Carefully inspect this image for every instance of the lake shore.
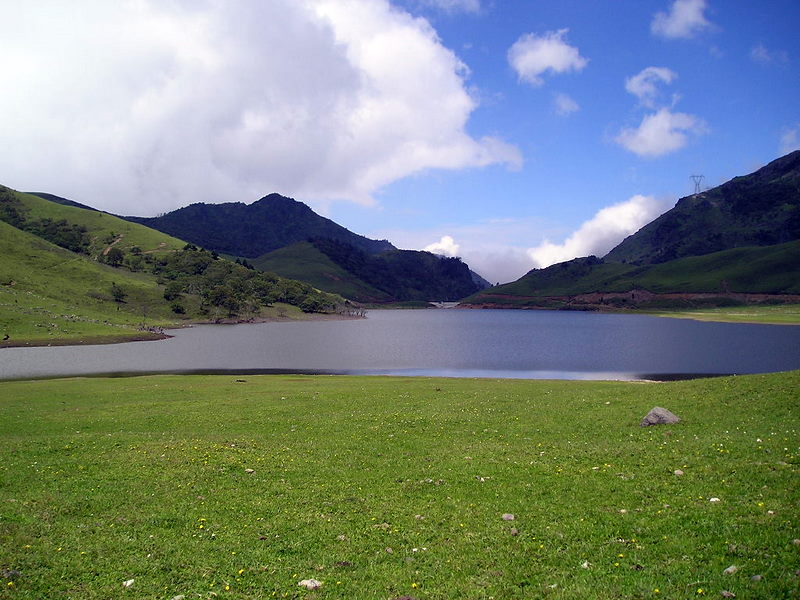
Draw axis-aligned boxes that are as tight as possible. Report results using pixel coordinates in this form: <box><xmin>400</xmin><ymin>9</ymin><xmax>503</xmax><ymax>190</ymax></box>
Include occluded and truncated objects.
<box><xmin>0</xmin><ymin>308</ymin><xmax>359</xmax><ymax>349</ymax></box>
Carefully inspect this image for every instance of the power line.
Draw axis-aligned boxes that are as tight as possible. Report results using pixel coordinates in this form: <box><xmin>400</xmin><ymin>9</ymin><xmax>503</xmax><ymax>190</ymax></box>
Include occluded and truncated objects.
<box><xmin>690</xmin><ymin>174</ymin><xmax>705</xmax><ymax>194</ymax></box>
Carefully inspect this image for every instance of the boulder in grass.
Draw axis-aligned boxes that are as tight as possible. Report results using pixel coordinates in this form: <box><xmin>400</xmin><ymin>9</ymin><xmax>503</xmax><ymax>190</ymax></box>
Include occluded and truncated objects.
<box><xmin>640</xmin><ymin>407</ymin><xmax>680</xmax><ymax>427</ymax></box>
<box><xmin>298</xmin><ymin>579</ymin><xmax>322</xmax><ymax>591</ymax></box>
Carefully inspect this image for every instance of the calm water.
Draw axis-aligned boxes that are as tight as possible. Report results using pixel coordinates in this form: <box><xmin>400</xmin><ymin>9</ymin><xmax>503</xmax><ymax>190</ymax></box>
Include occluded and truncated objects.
<box><xmin>2</xmin><ymin>309</ymin><xmax>800</xmax><ymax>381</ymax></box>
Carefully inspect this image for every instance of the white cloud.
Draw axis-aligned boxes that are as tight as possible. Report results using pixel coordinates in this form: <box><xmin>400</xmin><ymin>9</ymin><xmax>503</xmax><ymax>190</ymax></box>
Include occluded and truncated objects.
<box><xmin>625</xmin><ymin>67</ymin><xmax>677</xmax><ymax>108</ymax></box>
<box><xmin>780</xmin><ymin>124</ymin><xmax>800</xmax><ymax>155</ymax></box>
<box><xmin>508</xmin><ymin>29</ymin><xmax>588</xmax><ymax>87</ymax></box>
<box><xmin>527</xmin><ymin>195</ymin><xmax>668</xmax><ymax>269</ymax></box>
<box><xmin>417</xmin><ymin>0</ymin><xmax>481</xmax><ymax>14</ymax></box>
<box><xmin>424</xmin><ymin>235</ymin><xmax>461</xmax><ymax>257</ymax></box>
<box><xmin>0</xmin><ymin>0</ymin><xmax>519</xmax><ymax>216</ymax></box>
<box><xmin>615</xmin><ymin>108</ymin><xmax>708</xmax><ymax>158</ymax></box>
<box><xmin>376</xmin><ymin>217</ymin><xmax>555</xmax><ymax>284</ymax></box>
<box><xmin>651</xmin><ymin>0</ymin><xmax>712</xmax><ymax>39</ymax></box>
<box><xmin>553</xmin><ymin>92</ymin><xmax>579</xmax><ymax>116</ymax></box>
<box><xmin>750</xmin><ymin>43</ymin><xmax>789</xmax><ymax>65</ymax></box>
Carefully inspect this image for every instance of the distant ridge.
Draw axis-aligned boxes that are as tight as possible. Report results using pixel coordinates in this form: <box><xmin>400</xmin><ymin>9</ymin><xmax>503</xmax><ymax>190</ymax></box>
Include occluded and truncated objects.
<box><xmin>605</xmin><ymin>150</ymin><xmax>800</xmax><ymax>265</ymax></box>
<box><xmin>464</xmin><ymin>151</ymin><xmax>800</xmax><ymax>310</ymax></box>
<box><xmin>123</xmin><ymin>193</ymin><xmax>395</xmax><ymax>258</ymax></box>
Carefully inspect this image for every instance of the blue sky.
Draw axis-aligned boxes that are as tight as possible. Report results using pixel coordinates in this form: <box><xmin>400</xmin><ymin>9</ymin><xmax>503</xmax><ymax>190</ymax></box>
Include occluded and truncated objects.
<box><xmin>1</xmin><ymin>0</ymin><xmax>798</xmax><ymax>283</ymax></box>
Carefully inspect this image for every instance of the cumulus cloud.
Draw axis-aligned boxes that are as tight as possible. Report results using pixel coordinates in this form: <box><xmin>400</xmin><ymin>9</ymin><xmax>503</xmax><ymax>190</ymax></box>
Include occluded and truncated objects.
<box><xmin>378</xmin><ymin>217</ymin><xmax>555</xmax><ymax>284</ymax></box>
<box><xmin>508</xmin><ymin>29</ymin><xmax>588</xmax><ymax>87</ymax></box>
<box><xmin>527</xmin><ymin>195</ymin><xmax>668</xmax><ymax>269</ymax></box>
<box><xmin>780</xmin><ymin>124</ymin><xmax>800</xmax><ymax>155</ymax></box>
<box><xmin>651</xmin><ymin>0</ymin><xmax>712</xmax><ymax>39</ymax></box>
<box><xmin>424</xmin><ymin>235</ymin><xmax>461</xmax><ymax>257</ymax></box>
<box><xmin>615</xmin><ymin>108</ymin><xmax>708</xmax><ymax>158</ymax></box>
<box><xmin>0</xmin><ymin>0</ymin><xmax>519</xmax><ymax>216</ymax></box>
<box><xmin>625</xmin><ymin>67</ymin><xmax>677</xmax><ymax>108</ymax></box>
<box><xmin>553</xmin><ymin>92</ymin><xmax>579</xmax><ymax>116</ymax></box>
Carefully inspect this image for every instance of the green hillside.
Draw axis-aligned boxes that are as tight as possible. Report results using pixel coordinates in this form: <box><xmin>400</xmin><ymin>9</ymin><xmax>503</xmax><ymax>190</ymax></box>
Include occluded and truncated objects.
<box><xmin>0</xmin><ymin>219</ymin><xmax>188</xmax><ymax>345</ymax></box>
<box><xmin>466</xmin><ymin>242</ymin><xmax>800</xmax><ymax>308</ymax></box>
<box><xmin>606</xmin><ymin>150</ymin><xmax>800</xmax><ymax>265</ymax></box>
<box><xmin>466</xmin><ymin>153</ymin><xmax>800</xmax><ymax>310</ymax></box>
<box><xmin>251</xmin><ymin>242</ymin><xmax>393</xmax><ymax>303</ymax></box>
<box><xmin>7</xmin><ymin>187</ymin><xmax>187</xmax><ymax>261</ymax></box>
<box><xmin>0</xmin><ymin>186</ymin><xmax>348</xmax><ymax>345</ymax></box>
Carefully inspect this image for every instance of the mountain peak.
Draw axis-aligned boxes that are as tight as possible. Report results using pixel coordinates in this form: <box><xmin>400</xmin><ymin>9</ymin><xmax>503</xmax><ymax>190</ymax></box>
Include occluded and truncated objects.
<box><xmin>123</xmin><ymin>193</ymin><xmax>394</xmax><ymax>258</ymax></box>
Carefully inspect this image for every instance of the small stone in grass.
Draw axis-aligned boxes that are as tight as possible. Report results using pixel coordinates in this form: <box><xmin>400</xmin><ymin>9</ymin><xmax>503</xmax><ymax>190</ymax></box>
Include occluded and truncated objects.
<box><xmin>245</xmin><ymin>468</ymin><xmax>255</xmax><ymax>474</ymax></box>
<box><xmin>298</xmin><ymin>579</ymin><xmax>322</xmax><ymax>590</ymax></box>
<box><xmin>709</xmin><ymin>497</ymin><xmax>721</xmax><ymax>502</ymax></box>
<box><xmin>750</xmin><ymin>574</ymin><xmax>763</xmax><ymax>582</ymax></box>
<box><xmin>581</xmin><ymin>561</ymin><xmax>590</xmax><ymax>569</ymax></box>
<box><xmin>510</xmin><ymin>527</ymin><xmax>519</xmax><ymax>536</ymax></box>
<box><xmin>170</xmin><ymin>596</ymin><xmax>185</xmax><ymax>600</ymax></box>
<box><xmin>723</xmin><ymin>565</ymin><xmax>738</xmax><ymax>575</ymax></box>
<box><xmin>793</xmin><ymin>538</ymin><xmax>800</xmax><ymax>546</ymax></box>
<box><xmin>640</xmin><ymin>407</ymin><xmax>680</xmax><ymax>427</ymax></box>
<box><xmin>122</xmin><ymin>579</ymin><xmax>135</xmax><ymax>588</ymax></box>
<box><xmin>502</xmin><ymin>513</ymin><xmax>515</xmax><ymax>521</ymax></box>
<box><xmin>674</xmin><ymin>469</ymin><xmax>684</xmax><ymax>476</ymax></box>
<box><xmin>720</xmin><ymin>592</ymin><xmax>736</xmax><ymax>599</ymax></box>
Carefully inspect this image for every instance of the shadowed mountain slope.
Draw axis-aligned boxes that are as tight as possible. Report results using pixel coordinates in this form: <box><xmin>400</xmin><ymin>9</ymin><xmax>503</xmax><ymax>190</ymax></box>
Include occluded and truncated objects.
<box><xmin>124</xmin><ymin>193</ymin><xmax>395</xmax><ymax>258</ymax></box>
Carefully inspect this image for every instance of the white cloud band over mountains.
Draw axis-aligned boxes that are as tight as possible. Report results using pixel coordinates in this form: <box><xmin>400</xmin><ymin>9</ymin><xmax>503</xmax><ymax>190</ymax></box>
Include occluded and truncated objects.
<box><xmin>526</xmin><ymin>195</ymin><xmax>668</xmax><ymax>269</ymax></box>
<box><xmin>0</xmin><ymin>0</ymin><xmax>519</xmax><ymax>216</ymax></box>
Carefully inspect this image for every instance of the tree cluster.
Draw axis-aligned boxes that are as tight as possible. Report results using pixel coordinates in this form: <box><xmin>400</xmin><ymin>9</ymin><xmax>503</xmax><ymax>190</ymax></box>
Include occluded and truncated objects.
<box><xmin>148</xmin><ymin>245</ymin><xmax>342</xmax><ymax>318</ymax></box>
<box><xmin>0</xmin><ymin>187</ymin><xmax>90</xmax><ymax>253</ymax></box>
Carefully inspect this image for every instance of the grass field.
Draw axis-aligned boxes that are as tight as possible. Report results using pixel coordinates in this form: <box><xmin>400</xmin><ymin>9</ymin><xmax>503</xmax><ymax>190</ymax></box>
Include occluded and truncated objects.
<box><xmin>1</xmin><ymin>372</ymin><xmax>798</xmax><ymax>599</ymax></box>
<box><xmin>647</xmin><ymin>304</ymin><xmax>800</xmax><ymax>325</ymax></box>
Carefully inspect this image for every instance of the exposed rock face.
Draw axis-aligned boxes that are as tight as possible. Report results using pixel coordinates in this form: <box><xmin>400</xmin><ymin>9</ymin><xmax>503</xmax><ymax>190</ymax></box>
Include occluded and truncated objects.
<box><xmin>640</xmin><ymin>407</ymin><xmax>680</xmax><ymax>427</ymax></box>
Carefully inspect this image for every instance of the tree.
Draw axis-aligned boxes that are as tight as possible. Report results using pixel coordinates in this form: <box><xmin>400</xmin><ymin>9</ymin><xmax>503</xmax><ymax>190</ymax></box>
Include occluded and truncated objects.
<box><xmin>110</xmin><ymin>282</ymin><xmax>127</xmax><ymax>303</ymax></box>
<box><xmin>105</xmin><ymin>247</ymin><xmax>124</xmax><ymax>267</ymax></box>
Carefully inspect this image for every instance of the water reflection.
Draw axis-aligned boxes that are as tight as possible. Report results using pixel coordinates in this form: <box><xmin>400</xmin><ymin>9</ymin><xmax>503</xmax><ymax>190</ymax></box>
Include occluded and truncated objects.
<box><xmin>2</xmin><ymin>309</ymin><xmax>799</xmax><ymax>381</ymax></box>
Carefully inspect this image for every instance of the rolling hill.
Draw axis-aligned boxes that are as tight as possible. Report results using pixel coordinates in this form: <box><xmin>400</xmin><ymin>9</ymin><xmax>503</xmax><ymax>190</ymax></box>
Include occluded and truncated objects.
<box><xmin>250</xmin><ymin>241</ymin><xmax>394</xmax><ymax>303</ymax></box>
<box><xmin>0</xmin><ymin>186</ymin><xmax>347</xmax><ymax>345</ymax></box>
<box><xmin>465</xmin><ymin>152</ymin><xmax>800</xmax><ymax>310</ymax></box>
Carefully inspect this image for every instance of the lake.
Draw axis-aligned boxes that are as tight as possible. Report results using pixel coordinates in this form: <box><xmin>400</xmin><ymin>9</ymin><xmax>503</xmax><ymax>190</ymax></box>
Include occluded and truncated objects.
<box><xmin>2</xmin><ymin>309</ymin><xmax>800</xmax><ymax>381</ymax></box>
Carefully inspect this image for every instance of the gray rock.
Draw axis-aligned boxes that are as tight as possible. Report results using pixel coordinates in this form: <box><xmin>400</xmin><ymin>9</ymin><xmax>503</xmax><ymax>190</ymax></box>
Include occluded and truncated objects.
<box><xmin>640</xmin><ymin>407</ymin><xmax>680</xmax><ymax>427</ymax></box>
<box><xmin>298</xmin><ymin>579</ymin><xmax>322</xmax><ymax>590</ymax></box>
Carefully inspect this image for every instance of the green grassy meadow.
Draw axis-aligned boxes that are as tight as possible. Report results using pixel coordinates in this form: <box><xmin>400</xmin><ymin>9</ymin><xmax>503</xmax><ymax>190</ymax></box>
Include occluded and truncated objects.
<box><xmin>1</xmin><ymin>372</ymin><xmax>798</xmax><ymax>599</ymax></box>
<box><xmin>647</xmin><ymin>304</ymin><xmax>800</xmax><ymax>325</ymax></box>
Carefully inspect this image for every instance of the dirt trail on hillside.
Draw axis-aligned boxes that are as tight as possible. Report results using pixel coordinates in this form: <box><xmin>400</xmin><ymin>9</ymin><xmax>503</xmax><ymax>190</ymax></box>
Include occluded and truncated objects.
<box><xmin>102</xmin><ymin>234</ymin><xmax>124</xmax><ymax>256</ymax></box>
